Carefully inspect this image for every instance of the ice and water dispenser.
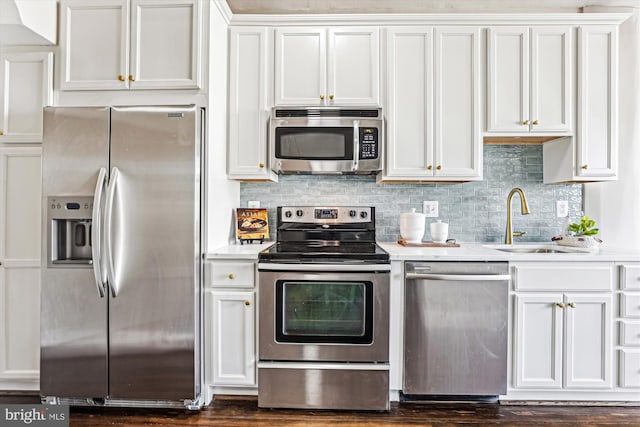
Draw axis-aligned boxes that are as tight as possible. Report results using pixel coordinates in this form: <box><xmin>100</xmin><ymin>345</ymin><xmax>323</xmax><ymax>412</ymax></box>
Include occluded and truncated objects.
<box><xmin>47</xmin><ymin>196</ymin><xmax>94</xmax><ymax>267</ymax></box>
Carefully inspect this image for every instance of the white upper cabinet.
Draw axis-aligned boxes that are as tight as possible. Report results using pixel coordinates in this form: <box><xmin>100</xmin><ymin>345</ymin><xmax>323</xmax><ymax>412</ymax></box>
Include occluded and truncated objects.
<box><xmin>274</xmin><ymin>27</ymin><xmax>379</xmax><ymax>106</ymax></box>
<box><xmin>0</xmin><ymin>52</ymin><xmax>53</xmax><ymax>143</ymax></box>
<box><xmin>487</xmin><ymin>26</ymin><xmax>572</xmax><ymax>134</ymax></box>
<box><xmin>60</xmin><ymin>0</ymin><xmax>201</xmax><ymax>90</ymax></box>
<box><xmin>576</xmin><ymin>25</ymin><xmax>618</xmax><ymax>179</ymax></box>
<box><xmin>383</xmin><ymin>26</ymin><xmax>481</xmax><ymax>181</ymax></box>
<box><xmin>543</xmin><ymin>25</ymin><xmax>618</xmax><ymax>183</ymax></box>
<box><xmin>227</xmin><ymin>27</ymin><xmax>276</xmax><ymax>181</ymax></box>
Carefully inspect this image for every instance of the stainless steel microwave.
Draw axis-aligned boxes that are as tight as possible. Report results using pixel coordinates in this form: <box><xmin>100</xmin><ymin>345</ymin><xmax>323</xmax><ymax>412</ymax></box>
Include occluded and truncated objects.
<box><xmin>269</xmin><ymin>107</ymin><xmax>383</xmax><ymax>174</ymax></box>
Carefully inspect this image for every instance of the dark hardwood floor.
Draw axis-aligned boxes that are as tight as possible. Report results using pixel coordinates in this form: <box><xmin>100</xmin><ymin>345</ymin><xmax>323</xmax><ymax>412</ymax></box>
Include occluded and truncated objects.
<box><xmin>3</xmin><ymin>393</ymin><xmax>640</xmax><ymax>426</ymax></box>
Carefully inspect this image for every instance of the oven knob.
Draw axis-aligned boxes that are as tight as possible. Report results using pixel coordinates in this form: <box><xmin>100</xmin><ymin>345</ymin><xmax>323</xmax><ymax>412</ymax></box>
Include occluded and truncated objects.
<box><xmin>285</xmin><ymin>211</ymin><xmax>292</xmax><ymax>218</ymax></box>
<box><xmin>360</xmin><ymin>211</ymin><xmax>368</xmax><ymax>219</ymax></box>
<box><xmin>296</xmin><ymin>209</ymin><xmax>304</xmax><ymax>217</ymax></box>
<box><xmin>349</xmin><ymin>210</ymin><xmax>356</xmax><ymax>217</ymax></box>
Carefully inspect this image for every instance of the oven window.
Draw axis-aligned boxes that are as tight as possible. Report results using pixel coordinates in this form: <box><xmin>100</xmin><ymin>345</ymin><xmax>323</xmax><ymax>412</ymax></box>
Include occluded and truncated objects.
<box><xmin>275</xmin><ymin>280</ymin><xmax>373</xmax><ymax>344</ymax></box>
<box><xmin>275</xmin><ymin>127</ymin><xmax>354</xmax><ymax>160</ymax></box>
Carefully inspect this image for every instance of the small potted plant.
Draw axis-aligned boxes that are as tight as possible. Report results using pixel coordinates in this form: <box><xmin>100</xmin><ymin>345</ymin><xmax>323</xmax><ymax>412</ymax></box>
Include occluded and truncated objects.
<box><xmin>552</xmin><ymin>215</ymin><xmax>602</xmax><ymax>251</ymax></box>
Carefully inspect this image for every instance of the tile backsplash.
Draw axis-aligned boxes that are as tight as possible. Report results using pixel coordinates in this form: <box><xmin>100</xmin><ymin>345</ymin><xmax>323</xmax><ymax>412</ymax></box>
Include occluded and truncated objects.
<box><xmin>240</xmin><ymin>144</ymin><xmax>582</xmax><ymax>243</ymax></box>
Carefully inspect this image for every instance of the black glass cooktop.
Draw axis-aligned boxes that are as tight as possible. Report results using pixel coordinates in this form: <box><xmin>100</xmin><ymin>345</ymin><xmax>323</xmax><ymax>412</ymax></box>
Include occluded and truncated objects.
<box><xmin>258</xmin><ymin>241</ymin><xmax>390</xmax><ymax>263</ymax></box>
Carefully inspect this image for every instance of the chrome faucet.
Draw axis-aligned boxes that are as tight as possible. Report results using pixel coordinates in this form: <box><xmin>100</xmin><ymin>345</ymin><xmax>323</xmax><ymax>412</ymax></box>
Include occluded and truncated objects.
<box><xmin>505</xmin><ymin>187</ymin><xmax>530</xmax><ymax>244</ymax></box>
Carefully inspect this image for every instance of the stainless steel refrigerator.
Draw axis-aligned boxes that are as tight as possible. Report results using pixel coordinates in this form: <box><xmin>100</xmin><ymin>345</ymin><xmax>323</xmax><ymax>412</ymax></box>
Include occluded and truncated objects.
<box><xmin>40</xmin><ymin>106</ymin><xmax>203</xmax><ymax>409</ymax></box>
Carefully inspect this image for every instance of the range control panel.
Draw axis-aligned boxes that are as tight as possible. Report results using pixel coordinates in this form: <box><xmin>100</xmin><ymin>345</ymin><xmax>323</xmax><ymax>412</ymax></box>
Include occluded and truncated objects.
<box><xmin>279</xmin><ymin>206</ymin><xmax>373</xmax><ymax>224</ymax></box>
<box><xmin>359</xmin><ymin>128</ymin><xmax>378</xmax><ymax>160</ymax></box>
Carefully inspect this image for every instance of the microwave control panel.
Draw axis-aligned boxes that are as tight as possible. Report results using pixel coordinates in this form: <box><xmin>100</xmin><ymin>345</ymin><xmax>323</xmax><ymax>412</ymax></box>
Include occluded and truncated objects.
<box><xmin>359</xmin><ymin>128</ymin><xmax>378</xmax><ymax>159</ymax></box>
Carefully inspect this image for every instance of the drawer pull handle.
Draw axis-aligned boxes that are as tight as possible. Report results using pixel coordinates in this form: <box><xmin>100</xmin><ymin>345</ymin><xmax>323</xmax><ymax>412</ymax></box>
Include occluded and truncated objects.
<box><xmin>244</xmin><ymin>300</ymin><xmax>251</xmax><ymax>306</ymax></box>
<box><xmin>568</xmin><ymin>302</ymin><xmax>576</xmax><ymax>308</ymax></box>
<box><xmin>556</xmin><ymin>303</ymin><xmax>565</xmax><ymax>308</ymax></box>
<box><xmin>228</xmin><ymin>273</ymin><xmax>235</xmax><ymax>280</ymax></box>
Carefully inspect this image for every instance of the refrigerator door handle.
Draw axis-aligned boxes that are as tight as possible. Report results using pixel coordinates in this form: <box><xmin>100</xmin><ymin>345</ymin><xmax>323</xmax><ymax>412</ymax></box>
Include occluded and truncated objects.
<box><xmin>91</xmin><ymin>168</ymin><xmax>108</xmax><ymax>298</ymax></box>
<box><xmin>105</xmin><ymin>167</ymin><xmax>119</xmax><ymax>297</ymax></box>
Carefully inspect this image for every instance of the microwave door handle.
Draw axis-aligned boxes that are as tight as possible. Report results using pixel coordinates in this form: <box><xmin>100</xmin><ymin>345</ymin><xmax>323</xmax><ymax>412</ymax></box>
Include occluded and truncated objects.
<box><xmin>352</xmin><ymin>120</ymin><xmax>360</xmax><ymax>171</ymax></box>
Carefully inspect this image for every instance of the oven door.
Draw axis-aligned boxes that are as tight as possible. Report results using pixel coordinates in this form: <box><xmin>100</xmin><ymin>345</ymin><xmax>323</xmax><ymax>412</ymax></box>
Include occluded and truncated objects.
<box><xmin>258</xmin><ymin>265</ymin><xmax>389</xmax><ymax>363</ymax></box>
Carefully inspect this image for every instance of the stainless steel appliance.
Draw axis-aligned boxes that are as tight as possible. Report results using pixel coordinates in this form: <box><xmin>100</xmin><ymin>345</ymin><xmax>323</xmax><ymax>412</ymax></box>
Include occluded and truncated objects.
<box><xmin>257</xmin><ymin>206</ymin><xmax>390</xmax><ymax>410</ymax></box>
<box><xmin>403</xmin><ymin>262</ymin><xmax>510</xmax><ymax>399</ymax></box>
<box><xmin>269</xmin><ymin>107</ymin><xmax>383</xmax><ymax>174</ymax></box>
<box><xmin>40</xmin><ymin>106</ymin><xmax>203</xmax><ymax>409</ymax></box>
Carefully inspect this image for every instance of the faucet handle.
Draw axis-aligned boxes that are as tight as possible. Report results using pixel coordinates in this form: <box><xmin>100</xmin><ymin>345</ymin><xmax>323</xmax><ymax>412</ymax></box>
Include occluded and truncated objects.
<box><xmin>512</xmin><ymin>231</ymin><xmax>527</xmax><ymax>237</ymax></box>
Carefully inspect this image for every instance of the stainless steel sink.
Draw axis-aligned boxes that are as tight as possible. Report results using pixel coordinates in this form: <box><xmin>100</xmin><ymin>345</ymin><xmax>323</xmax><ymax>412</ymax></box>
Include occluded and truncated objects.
<box><xmin>483</xmin><ymin>244</ymin><xmax>592</xmax><ymax>254</ymax></box>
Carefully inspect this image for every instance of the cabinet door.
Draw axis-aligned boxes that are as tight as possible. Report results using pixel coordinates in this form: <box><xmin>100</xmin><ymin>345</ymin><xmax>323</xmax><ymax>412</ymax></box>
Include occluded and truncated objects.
<box><xmin>0</xmin><ymin>148</ymin><xmax>41</xmax><ymax>390</ymax></box>
<box><xmin>487</xmin><ymin>27</ymin><xmax>530</xmax><ymax>133</ymax></box>
<box><xmin>0</xmin><ymin>52</ymin><xmax>53</xmax><ymax>143</ymax></box>
<box><xmin>576</xmin><ymin>25</ymin><xmax>618</xmax><ymax>179</ymax></box>
<box><xmin>384</xmin><ymin>27</ymin><xmax>433</xmax><ymax>179</ymax></box>
<box><xmin>327</xmin><ymin>27</ymin><xmax>379</xmax><ymax>105</ymax></box>
<box><xmin>274</xmin><ymin>28</ymin><xmax>326</xmax><ymax>105</ymax></box>
<box><xmin>60</xmin><ymin>0</ymin><xmax>129</xmax><ymax>90</ymax></box>
<box><xmin>530</xmin><ymin>27</ymin><xmax>573</xmax><ymax>133</ymax></box>
<box><xmin>207</xmin><ymin>290</ymin><xmax>255</xmax><ymax>386</ymax></box>
<box><xmin>514</xmin><ymin>294</ymin><xmax>563</xmax><ymax>389</ymax></box>
<box><xmin>564</xmin><ymin>293</ymin><xmax>613</xmax><ymax>388</ymax></box>
<box><xmin>434</xmin><ymin>27</ymin><xmax>481</xmax><ymax>179</ymax></box>
<box><xmin>130</xmin><ymin>0</ymin><xmax>201</xmax><ymax>89</ymax></box>
<box><xmin>227</xmin><ymin>27</ymin><xmax>274</xmax><ymax>180</ymax></box>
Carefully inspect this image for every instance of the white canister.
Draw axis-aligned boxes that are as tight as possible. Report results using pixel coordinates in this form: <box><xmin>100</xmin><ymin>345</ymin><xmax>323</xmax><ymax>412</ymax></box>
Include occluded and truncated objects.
<box><xmin>400</xmin><ymin>208</ymin><xmax>426</xmax><ymax>243</ymax></box>
<box><xmin>430</xmin><ymin>220</ymin><xmax>449</xmax><ymax>243</ymax></box>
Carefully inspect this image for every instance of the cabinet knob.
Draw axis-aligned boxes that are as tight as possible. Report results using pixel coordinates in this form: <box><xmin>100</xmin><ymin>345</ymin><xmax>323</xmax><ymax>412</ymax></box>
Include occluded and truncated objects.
<box><xmin>532</xmin><ymin>120</ymin><xmax>539</xmax><ymax>125</ymax></box>
<box><xmin>427</xmin><ymin>165</ymin><xmax>433</xmax><ymax>171</ymax></box>
<box><xmin>522</xmin><ymin>119</ymin><xmax>530</xmax><ymax>125</ymax></box>
<box><xmin>244</xmin><ymin>300</ymin><xmax>251</xmax><ymax>306</ymax></box>
<box><xmin>436</xmin><ymin>165</ymin><xmax>442</xmax><ymax>170</ymax></box>
<box><xmin>568</xmin><ymin>302</ymin><xmax>576</xmax><ymax>308</ymax></box>
<box><xmin>258</xmin><ymin>163</ymin><xmax>264</xmax><ymax>169</ymax></box>
<box><xmin>129</xmin><ymin>75</ymin><xmax>135</xmax><ymax>82</ymax></box>
<box><xmin>320</xmin><ymin>95</ymin><xmax>325</xmax><ymax>100</ymax></box>
<box><xmin>581</xmin><ymin>164</ymin><xmax>589</xmax><ymax>170</ymax></box>
<box><xmin>228</xmin><ymin>273</ymin><xmax>235</xmax><ymax>280</ymax></box>
<box><xmin>118</xmin><ymin>75</ymin><xmax>125</xmax><ymax>81</ymax></box>
<box><xmin>329</xmin><ymin>95</ymin><xmax>334</xmax><ymax>100</ymax></box>
<box><xmin>0</xmin><ymin>131</ymin><xmax>3</xmax><ymax>136</ymax></box>
<box><xmin>555</xmin><ymin>302</ymin><xmax>565</xmax><ymax>308</ymax></box>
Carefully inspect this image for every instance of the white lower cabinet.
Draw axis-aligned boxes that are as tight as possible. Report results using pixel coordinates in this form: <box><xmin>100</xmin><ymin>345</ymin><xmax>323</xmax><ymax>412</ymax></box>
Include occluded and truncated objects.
<box><xmin>206</xmin><ymin>290</ymin><xmax>255</xmax><ymax>386</ymax></box>
<box><xmin>205</xmin><ymin>260</ymin><xmax>257</xmax><ymax>401</ymax></box>
<box><xmin>618</xmin><ymin>264</ymin><xmax>640</xmax><ymax>389</ymax></box>
<box><xmin>511</xmin><ymin>262</ymin><xmax>615</xmax><ymax>395</ymax></box>
<box><xmin>514</xmin><ymin>293</ymin><xmax>612</xmax><ymax>389</ymax></box>
<box><xmin>0</xmin><ymin>147</ymin><xmax>42</xmax><ymax>390</ymax></box>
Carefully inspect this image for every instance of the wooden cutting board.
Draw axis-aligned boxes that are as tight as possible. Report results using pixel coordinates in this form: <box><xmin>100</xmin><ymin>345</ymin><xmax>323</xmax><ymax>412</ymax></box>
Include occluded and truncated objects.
<box><xmin>397</xmin><ymin>238</ymin><xmax>460</xmax><ymax>247</ymax></box>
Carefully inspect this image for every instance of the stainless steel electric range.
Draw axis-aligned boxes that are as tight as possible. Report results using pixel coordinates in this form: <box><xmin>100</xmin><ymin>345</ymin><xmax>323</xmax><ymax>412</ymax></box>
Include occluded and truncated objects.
<box><xmin>257</xmin><ymin>206</ymin><xmax>391</xmax><ymax>411</ymax></box>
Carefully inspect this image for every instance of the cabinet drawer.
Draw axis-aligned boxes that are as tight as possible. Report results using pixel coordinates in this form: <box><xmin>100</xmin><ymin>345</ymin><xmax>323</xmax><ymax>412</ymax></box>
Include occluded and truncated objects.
<box><xmin>207</xmin><ymin>261</ymin><xmax>255</xmax><ymax>288</ymax></box>
<box><xmin>620</xmin><ymin>321</ymin><xmax>640</xmax><ymax>346</ymax></box>
<box><xmin>621</xmin><ymin>294</ymin><xmax>640</xmax><ymax>318</ymax></box>
<box><xmin>621</xmin><ymin>265</ymin><xmax>640</xmax><ymax>290</ymax></box>
<box><xmin>513</xmin><ymin>263</ymin><xmax>614</xmax><ymax>291</ymax></box>
<box><xmin>619</xmin><ymin>350</ymin><xmax>640</xmax><ymax>388</ymax></box>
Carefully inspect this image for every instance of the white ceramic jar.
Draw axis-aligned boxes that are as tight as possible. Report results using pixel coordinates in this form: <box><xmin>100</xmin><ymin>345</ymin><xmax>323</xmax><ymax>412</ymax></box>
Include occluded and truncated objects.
<box><xmin>400</xmin><ymin>208</ymin><xmax>426</xmax><ymax>243</ymax></box>
<box><xmin>430</xmin><ymin>220</ymin><xmax>449</xmax><ymax>243</ymax></box>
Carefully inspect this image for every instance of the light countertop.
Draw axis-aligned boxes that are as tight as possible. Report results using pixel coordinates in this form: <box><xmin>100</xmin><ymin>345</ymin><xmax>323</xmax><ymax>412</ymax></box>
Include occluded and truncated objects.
<box><xmin>207</xmin><ymin>242</ymin><xmax>640</xmax><ymax>262</ymax></box>
<box><xmin>378</xmin><ymin>242</ymin><xmax>640</xmax><ymax>262</ymax></box>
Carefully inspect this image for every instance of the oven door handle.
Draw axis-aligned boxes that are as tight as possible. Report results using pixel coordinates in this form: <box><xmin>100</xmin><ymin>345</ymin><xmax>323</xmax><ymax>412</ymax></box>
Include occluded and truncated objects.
<box><xmin>406</xmin><ymin>273</ymin><xmax>511</xmax><ymax>281</ymax></box>
<box><xmin>352</xmin><ymin>119</ymin><xmax>359</xmax><ymax>171</ymax></box>
<box><xmin>258</xmin><ymin>263</ymin><xmax>390</xmax><ymax>272</ymax></box>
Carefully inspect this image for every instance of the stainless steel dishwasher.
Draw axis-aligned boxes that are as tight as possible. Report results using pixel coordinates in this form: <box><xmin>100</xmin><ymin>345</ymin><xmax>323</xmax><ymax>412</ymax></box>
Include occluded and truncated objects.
<box><xmin>403</xmin><ymin>262</ymin><xmax>510</xmax><ymax>399</ymax></box>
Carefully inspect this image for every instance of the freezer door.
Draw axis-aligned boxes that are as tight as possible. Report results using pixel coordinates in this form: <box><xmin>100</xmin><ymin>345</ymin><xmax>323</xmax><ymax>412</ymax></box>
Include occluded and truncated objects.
<box><xmin>107</xmin><ymin>106</ymin><xmax>200</xmax><ymax>400</ymax></box>
<box><xmin>40</xmin><ymin>107</ymin><xmax>110</xmax><ymax>398</ymax></box>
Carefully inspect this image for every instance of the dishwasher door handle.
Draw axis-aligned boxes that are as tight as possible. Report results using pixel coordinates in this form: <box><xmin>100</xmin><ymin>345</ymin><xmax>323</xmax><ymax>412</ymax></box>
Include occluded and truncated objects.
<box><xmin>406</xmin><ymin>273</ymin><xmax>511</xmax><ymax>281</ymax></box>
